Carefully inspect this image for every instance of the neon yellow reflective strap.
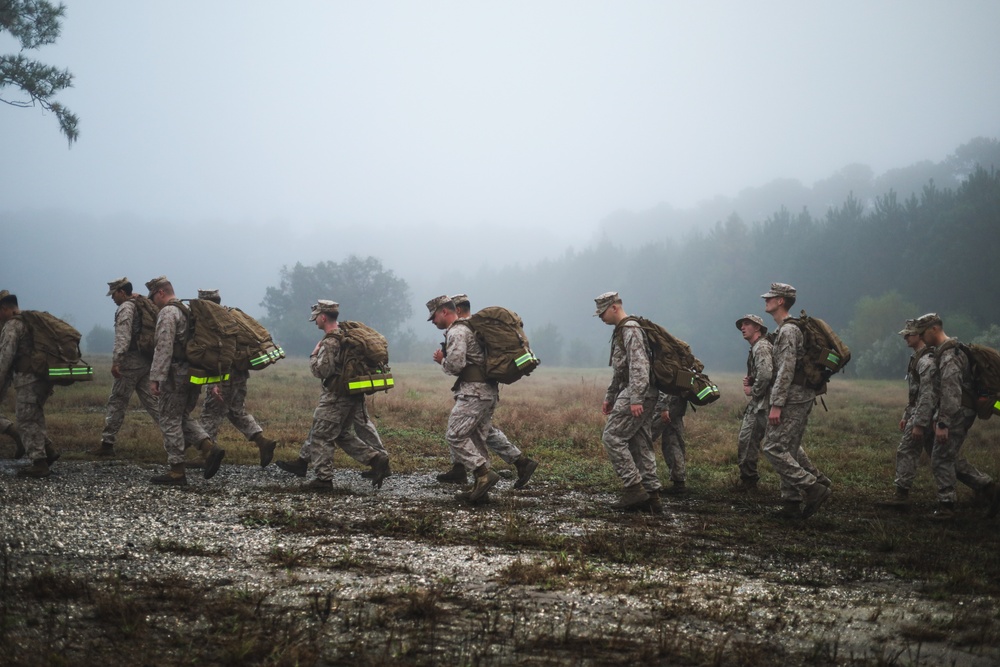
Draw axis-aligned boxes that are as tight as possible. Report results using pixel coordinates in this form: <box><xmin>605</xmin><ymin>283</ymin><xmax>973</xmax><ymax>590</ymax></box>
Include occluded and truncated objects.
<box><xmin>994</xmin><ymin>399</ymin><xmax>1000</xmax><ymax>412</ymax></box>
<box><xmin>826</xmin><ymin>352</ymin><xmax>841</xmax><ymax>365</ymax></box>
<box><xmin>515</xmin><ymin>352</ymin><xmax>537</xmax><ymax>367</ymax></box>
<box><xmin>189</xmin><ymin>373</ymin><xmax>229</xmax><ymax>385</ymax></box>
<box><xmin>696</xmin><ymin>385</ymin><xmax>718</xmax><ymax>401</ymax></box>
<box><xmin>348</xmin><ymin>379</ymin><xmax>373</xmax><ymax>392</ymax></box>
<box><xmin>49</xmin><ymin>367</ymin><xmax>93</xmax><ymax>378</ymax></box>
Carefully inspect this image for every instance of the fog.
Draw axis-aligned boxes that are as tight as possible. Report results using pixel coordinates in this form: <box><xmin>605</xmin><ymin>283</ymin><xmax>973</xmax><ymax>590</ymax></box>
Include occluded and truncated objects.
<box><xmin>3</xmin><ymin>1</ymin><xmax>1000</xmax><ymax>344</ymax></box>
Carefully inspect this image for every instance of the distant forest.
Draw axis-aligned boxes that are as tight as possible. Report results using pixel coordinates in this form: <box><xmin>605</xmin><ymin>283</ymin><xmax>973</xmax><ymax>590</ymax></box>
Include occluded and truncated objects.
<box><xmin>448</xmin><ymin>137</ymin><xmax>1000</xmax><ymax>379</ymax></box>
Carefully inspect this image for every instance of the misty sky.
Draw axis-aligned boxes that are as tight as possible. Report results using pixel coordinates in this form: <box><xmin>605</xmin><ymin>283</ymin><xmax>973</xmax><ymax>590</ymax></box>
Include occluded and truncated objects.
<box><xmin>4</xmin><ymin>1</ymin><xmax>999</xmax><ymax>241</ymax></box>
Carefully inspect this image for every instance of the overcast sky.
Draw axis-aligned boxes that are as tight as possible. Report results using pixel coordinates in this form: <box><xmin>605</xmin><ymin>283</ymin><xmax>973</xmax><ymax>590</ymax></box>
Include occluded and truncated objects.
<box><xmin>4</xmin><ymin>0</ymin><xmax>999</xmax><ymax>242</ymax></box>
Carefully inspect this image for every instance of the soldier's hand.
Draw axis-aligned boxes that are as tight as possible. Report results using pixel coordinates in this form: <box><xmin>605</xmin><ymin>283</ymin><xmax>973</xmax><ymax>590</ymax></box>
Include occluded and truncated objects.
<box><xmin>899</xmin><ymin>419</ymin><xmax>906</xmax><ymax>432</ymax></box>
<box><xmin>743</xmin><ymin>384</ymin><xmax>752</xmax><ymax>397</ymax></box>
<box><xmin>911</xmin><ymin>425</ymin><xmax>924</xmax><ymax>439</ymax></box>
<box><xmin>150</xmin><ymin>381</ymin><xmax>160</xmax><ymax>397</ymax></box>
<box><xmin>661</xmin><ymin>410</ymin><xmax>671</xmax><ymax>424</ymax></box>
<box><xmin>601</xmin><ymin>400</ymin><xmax>611</xmax><ymax>416</ymax></box>
<box><xmin>935</xmin><ymin>425</ymin><xmax>948</xmax><ymax>443</ymax></box>
<box><xmin>432</xmin><ymin>349</ymin><xmax>444</xmax><ymax>364</ymax></box>
<box><xmin>111</xmin><ymin>364</ymin><xmax>122</xmax><ymax>379</ymax></box>
<box><xmin>630</xmin><ymin>404</ymin><xmax>644</xmax><ymax>418</ymax></box>
<box><xmin>768</xmin><ymin>405</ymin><xmax>782</xmax><ymax>426</ymax></box>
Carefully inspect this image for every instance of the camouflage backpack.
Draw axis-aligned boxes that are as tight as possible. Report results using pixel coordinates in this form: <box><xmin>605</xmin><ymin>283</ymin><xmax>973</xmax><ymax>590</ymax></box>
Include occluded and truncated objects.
<box><xmin>457</xmin><ymin>306</ymin><xmax>540</xmax><ymax>384</ymax></box>
<box><xmin>170</xmin><ymin>299</ymin><xmax>240</xmax><ymax>384</ymax></box>
<box><xmin>787</xmin><ymin>310</ymin><xmax>851</xmax><ymax>394</ymax></box>
<box><xmin>130</xmin><ymin>294</ymin><xmax>160</xmax><ymax>357</ymax></box>
<box><xmin>227</xmin><ymin>307</ymin><xmax>285</xmax><ymax>371</ymax></box>
<box><xmin>326</xmin><ymin>321</ymin><xmax>393</xmax><ymax>396</ymax></box>
<box><xmin>13</xmin><ymin>311</ymin><xmax>94</xmax><ymax>384</ymax></box>
<box><xmin>613</xmin><ymin>316</ymin><xmax>720</xmax><ymax>406</ymax></box>
<box><xmin>937</xmin><ymin>339</ymin><xmax>1000</xmax><ymax>420</ymax></box>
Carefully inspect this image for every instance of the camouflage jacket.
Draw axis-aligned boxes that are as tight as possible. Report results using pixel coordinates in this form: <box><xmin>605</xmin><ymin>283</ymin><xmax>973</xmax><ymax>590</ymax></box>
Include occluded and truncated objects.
<box><xmin>747</xmin><ymin>336</ymin><xmax>774</xmax><ymax>413</ymax></box>
<box><xmin>112</xmin><ymin>298</ymin><xmax>148</xmax><ymax>369</ymax></box>
<box><xmin>934</xmin><ymin>338</ymin><xmax>975</xmax><ymax>428</ymax></box>
<box><xmin>769</xmin><ymin>319</ymin><xmax>815</xmax><ymax>407</ymax></box>
<box><xmin>442</xmin><ymin>321</ymin><xmax>495</xmax><ymax>399</ymax></box>
<box><xmin>903</xmin><ymin>346</ymin><xmax>937</xmax><ymax>428</ymax></box>
<box><xmin>311</xmin><ymin>331</ymin><xmax>352</xmax><ymax>409</ymax></box>
<box><xmin>605</xmin><ymin>319</ymin><xmax>656</xmax><ymax>405</ymax></box>
<box><xmin>149</xmin><ymin>300</ymin><xmax>189</xmax><ymax>382</ymax></box>
<box><xmin>0</xmin><ymin>318</ymin><xmax>39</xmax><ymax>388</ymax></box>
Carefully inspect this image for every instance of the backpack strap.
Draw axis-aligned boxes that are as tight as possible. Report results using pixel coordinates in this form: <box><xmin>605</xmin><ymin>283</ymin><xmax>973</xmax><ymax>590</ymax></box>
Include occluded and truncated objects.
<box><xmin>162</xmin><ymin>300</ymin><xmax>191</xmax><ymax>361</ymax></box>
<box><xmin>447</xmin><ymin>320</ymin><xmax>489</xmax><ymax>384</ymax></box>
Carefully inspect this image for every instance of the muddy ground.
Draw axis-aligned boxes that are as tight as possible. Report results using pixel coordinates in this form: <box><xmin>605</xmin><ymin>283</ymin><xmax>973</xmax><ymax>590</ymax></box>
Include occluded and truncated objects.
<box><xmin>1</xmin><ymin>458</ymin><xmax>999</xmax><ymax>666</ymax></box>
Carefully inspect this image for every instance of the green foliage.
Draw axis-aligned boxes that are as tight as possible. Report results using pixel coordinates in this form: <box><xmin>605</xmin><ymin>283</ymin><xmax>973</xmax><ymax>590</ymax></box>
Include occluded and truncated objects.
<box><xmin>846</xmin><ymin>290</ymin><xmax>919</xmax><ymax>351</ymax></box>
<box><xmin>260</xmin><ymin>256</ymin><xmax>412</xmax><ymax>356</ymax></box>
<box><xmin>84</xmin><ymin>324</ymin><xmax>113</xmax><ymax>354</ymax></box>
<box><xmin>853</xmin><ymin>333</ymin><xmax>909</xmax><ymax>379</ymax></box>
<box><xmin>972</xmin><ymin>324</ymin><xmax>1000</xmax><ymax>350</ymax></box>
<box><xmin>0</xmin><ymin>0</ymin><xmax>78</xmax><ymax>144</ymax></box>
<box><xmin>529</xmin><ymin>322</ymin><xmax>564</xmax><ymax>367</ymax></box>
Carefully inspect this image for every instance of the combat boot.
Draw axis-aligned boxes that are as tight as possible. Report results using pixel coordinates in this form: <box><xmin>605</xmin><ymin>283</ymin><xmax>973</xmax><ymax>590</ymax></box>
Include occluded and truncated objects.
<box><xmin>876</xmin><ymin>486</ymin><xmax>910</xmax><ymax>510</ymax></box>
<box><xmin>87</xmin><ymin>441</ymin><xmax>116</xmax><ymax>458</ymax></box>
<box><xmin>645</xmin><ymin>489</ymin><xmax>664</xmax><ymax>515</ymax></box>
<box><xmin>436</xmin><ymin>463</ymin><xmax>467</xmax><ymax>484</ymax></box>
<box><xmin>735</xmin><ymin>477</ymin><xmax>758</xmax><ymax>493</ymax></box>
<box><xmin>513</xmin><ymin>456</ymin><xmax>538</xmax><ymax>489</ymax></box>
<box><xmin>302</xmin><ymin>477</ymin><xmax>333</xmax><ymax>492</ymax></box>
<box><xmin>198</xmin><ymin>439</ymin><xmax>226</xmax><ymax>480</ymax></box>
<box><xmin>801</xmin><ymin>481</ymin><xmax>832</xmax><ymax>519</ymax></box>
<box><xmin>44</xmin><ymin>441</ymin><xmax>60</xmax><ymax>466</ymax></box>
<box><xmin>17</xmin><ymin>459</ymin><xmax>51</xmax><ymax>478</ymax></box>
<box><xmin>816</xmin><ymin>474</ymin><xmax>833</xmax><ymax>488</ymax></box>
<box><xmin>662</xmin><ymin>481</ymin><xmax>687</xmax><ymax>496</ymax></box>
<box><xmin>251</xmin><ymin>433</ymin><xmax>276</xmax><ymax>468</ymax></box>
<box><xmin>5</xmin><ymin>425</ymin><xmax>25</xmax><ymax>459</ymax></box>
<box><xmin>369</xmin><ymin>453</ymin><xmax>391</xmax><ymax>489</ymax></box>
<box><xmin>611</xmin><ymin>483</ymin><xmax>650</xmax><ymax>511</ymax></box>
<box><xmin>276</xmin><ymin>457</ymin><xmax>309</xmax><ymax>477</ymax></box>
<box><xmin>150</xmin><ymin>464</ymin><xmax>187</xmax><ymax>486</ymax></box>
<box><xmin>773</xmin><ymin>500</ymin><xmax>801</xmax><ymax>519</ymax></box>
<box><xmin>469</xmin><ymin>465</ymin><xmax>500</xmax><ymax>502</ymax></box>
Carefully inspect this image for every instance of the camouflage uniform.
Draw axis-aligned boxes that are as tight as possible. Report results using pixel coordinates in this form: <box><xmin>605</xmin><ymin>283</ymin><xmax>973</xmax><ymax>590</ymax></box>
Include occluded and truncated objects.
<box><xmin>295</xmin><ymin>398</ymin><xmax>386</xmax><ymax>461</ymax></box>
<box><xmin>602</xmin><ymin>319</ymin><xmax>661</xmax><ymax>493</ymax></box>
<box><xmin>738</xmin><ymin>335</ymin><xmax>773</xmax><ymax>484</ymax></box>
<box><xmin>894</xmin><ymin>346</ymin><xmax>936</xmax><ymax>490</ymax></box>
<box><xmin>441</xmin><ymin>321</ymin><xmax>499</xmax><ymax>473</ymax></box>
<box><xmin>761</xmin><ymin>320</ymin><xmax>824</xmax><ymax>501</ymax></box>
<box><xmin>101</xmin><ymin>296</ymin><xmax>159</xmax><ymax>445</ymax></box>
<box><xmin>650</xmin><ymin>392</ymin><xmax>687</xmax><ymax>485</ymax></box>
<box><xmin>930</xmin><ymin>339</ymin><xmax>993</xmax><ymax>503</ymax></box>
<box><xmin>150</xmin><ymin>301</ymin><xmax>212</xmax><ymax>465</ymax></box>
<box><xmin>198</xmin><ymin>368</ymin><xmax>264</xmax><ymax>442</ymax></box>
<box><xmin>308</xmin><ymin>329</ymin><xmax>384</xmax><ymax>482</ymax></box>
<box><xmin>0</xmin><ymin>318</ymin><xmax>53</xmax><ymax>462</ymax></box>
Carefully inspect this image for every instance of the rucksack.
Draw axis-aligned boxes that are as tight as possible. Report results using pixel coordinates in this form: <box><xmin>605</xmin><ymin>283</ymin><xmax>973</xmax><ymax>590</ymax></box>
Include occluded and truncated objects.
<box><xmin>614</xmin><ymin>316</ymin><xmax>720</xmax><ymax>406</ymax></box>
<box><xmin>459</xmin><ymin>306</ymin><xmax>540</xmax><ymax>384</ymax></box>
<box><xmin>13</xmin><ymin>311</ymin><xmax>93</xmax><ymax>385</ymax></box>
<box><xmin>130</xmin><ymin>294</ymin><xmax>160</xmax><ymax>357</ymax></box>
<box><xmin>788</xmin><ymin>310</ymin><xmax>851</xmax><ymax>394</ymax></box>
<box><xmin>171</xmin><ymin>299</ymin><xmax>240</xmax><ymax>384</ymax></box>
<box><xmin>328</xmin><ymin>321</ymin><xmax>394</xmax><ymax>396</ymax></box>
<box><xmin>938</xmin><ymin>340</ymin><xmax>1000</xmax><ymax>420</ymax></box>
<box><xmin>227</xmin><ymin>307</ymin><xmax>285</xmax><ymax>371</ymax></box>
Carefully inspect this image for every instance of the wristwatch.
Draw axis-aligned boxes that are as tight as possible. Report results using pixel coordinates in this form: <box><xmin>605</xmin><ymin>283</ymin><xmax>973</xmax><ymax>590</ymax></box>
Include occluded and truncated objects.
<box><xmin>937</xmin><ymin>421</ymin><xmax>947</xmax><ymax>430</ymax></box>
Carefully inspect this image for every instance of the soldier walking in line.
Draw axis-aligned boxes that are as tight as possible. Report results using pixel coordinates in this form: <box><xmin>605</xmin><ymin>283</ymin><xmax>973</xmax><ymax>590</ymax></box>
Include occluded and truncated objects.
<box><xmin>651</xmin><ymin>392</ymin><xmax>688</xmax><ymax>495</ymax></box>
<box><xmin>91</xmin><ymin>277</ymin><xmax>159</xmax><ymax>457</ymax></box>
<box><xmin>735</xmin><ymin>314</ymin><xmax>772</xmax><ymax>491</ymax></box>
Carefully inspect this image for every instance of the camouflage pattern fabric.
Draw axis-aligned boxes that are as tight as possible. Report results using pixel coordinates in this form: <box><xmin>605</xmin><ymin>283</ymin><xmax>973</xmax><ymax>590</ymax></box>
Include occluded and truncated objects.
<box><xmin>894</xmin><ymin>348</ymin><xmax>936</xmax><ymax>490</ymax></box>
<box><xmin>102</xmin><ymin>298</ymin><xmax>158</xmax><ymax>446</ymax></box>
<box><xmin>651</xmin><ymin>392</ymin><xmax>687</xmax><ymax>484</ymax></box>
<box><xmin>441</xmin><ymin>322</ymin><xmax>498</xmax><ymax>471</ymax></box>
<box><xmin>768</xmin><ymin>321</ymin><xmax>814</xmax><ymax>407</ymax></box>
<box><xmin>199</xmin><ymin>369</ymin><xmax>263</xmax><ymax>441</ymax></box>
<box><xmin>0</xmin><ymin>318</ymin><xmax>53</xmax><ymax>461</ymax></box>
<box><xmin>738</xmin><ymin>337</ymin><xmax>773</xmax><ymax>482</ymax></box>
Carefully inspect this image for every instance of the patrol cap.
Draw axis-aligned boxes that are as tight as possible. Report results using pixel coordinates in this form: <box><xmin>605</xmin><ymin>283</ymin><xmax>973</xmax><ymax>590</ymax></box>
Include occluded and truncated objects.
<box><xmin>594</xmin><ymin>291</ymin><xmax>621</xmax><ymax>317</ymax></box>
<box><xmin>914</xmin><ymin>312</ymin><xmax>942</xmax><ymax>333</ymax></box>
<box><xmin>197</xmin><ymin>288</ymin><xmax>221</xmax><ymax>304</ymax></box>
<box><xmin>735</xmin><ymin>314</ymin><xmax>767</xmax><ymax>334</ymax></box>
<box><xmin>898</xmin><ymin>318</ymin><xmax>919</xmax><ymax>336</ymax></box>
<box><xmin>145</xmin><ymin>275</ymin><xmax>171</xmax><ymax>298</ymax></box>
<box><xmin>426</xmin><ymin>294</ymin><xmax>454</xmax><ymax>320</ymax></box>
<box><xmin>309</xmin><ymin>300</ymin><xmax>339</xmax><ymax>321</ymax></box>
<box><xmin>106</xmin><ymin>277</ymin><xmax>129</xmax><ymax>296</ymax></box>
<box><xmin>761</xmin><ymin>282</ymin><xmax>796</xmax><ymax>299</ymax></box>
<box><xmin>0</xmin><ymin>290</ymin><xmax>10</xmax><ymax>303</ymax></box>
<box><xmin>450</xmin><ymin>293</ymin><xmax>470</xmax><ymax>308</ymax></box>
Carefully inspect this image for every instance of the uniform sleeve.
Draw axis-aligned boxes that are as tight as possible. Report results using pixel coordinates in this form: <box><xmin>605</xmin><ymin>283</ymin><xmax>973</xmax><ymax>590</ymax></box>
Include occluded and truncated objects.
<box><xmin>112</xmin><ymin>300</ymin><xmax>135</xmax><ymax>365</ymax></box>
<box><xmin>150</xmin><ymin>306</ymin><xmax>181</xmax><ymax>382</ymax></box>
<box><xmin>0</xmin><ymin>320</ymin><xmax>24</xmax><ymax>384</ymax></box>
<box><xmin>310</xmin><ymin>335</ymin><xmax>340</xmax><ymax>380</ymax></box>
<box><xmin>769</xmin><ymin>325</ymin><xmax>800</xmax><ymax>408</ymax></box>
<box><xmin>441</xmin><ymin>325</ymin><xmax>471</xmax><ymax>377</ymax></box>
<box><xmin>750</xmin><ymin>339</ymin><xmax>773</xmax><ymax>403</ymax></box>
<box><xmin>937</xmin><ymin>349</ymin><xmax>965</xmax><ymax>427</ymax></box>
<box><xmin>623</xmin><ymin>324</ymin><xmax>651</xmax><ymax>404</ymax></box>
<box><xmin>913</xmin><ymin>353</ymin><xmax>937</xmax><ymax>428</ymax></box>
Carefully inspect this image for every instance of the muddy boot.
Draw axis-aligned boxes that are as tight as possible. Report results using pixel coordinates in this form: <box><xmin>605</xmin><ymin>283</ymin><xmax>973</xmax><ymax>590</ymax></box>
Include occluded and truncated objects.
<box><xmin>198</xmin><ymin>439</ymin><xmax>226</xmax><ymax>480</ymax></box>
<box><xmin>931</xmin><ymin>502</ymin><xmax>956</xmax><ymax>521</ymax></box>
<box><xmin>816</xmin><ymin>474</ymin><xmax>833</xmax><ymax>488</ymax></box>
<box><xmin>87</xmin><ymin>441</ymin><xmax>116</xmax><ymax>458</ymax></box>
<box><xmin>456</xmin><ymin>490</ymin><xmax>490</xmax><ymax>505</ymax></box>
<box><xmin>611</xmin><ymin>483</ymin><xmax>650</xmax><ymax>511</ymax></box>
<box><xmin>513</xmin><ymin>456</ymin><xmax>538</xmax><ymax>489</ymax></box>
<box><xmin>150</xmin><ymin>463</ymin><xmax>187</xmax><ymax>486</ymax></box>
<box><xmin>876</xmin><ymin>486</ymin><xmax>910</xmax><ymax>510</ymax></box>
<box><xmin>251</xmin><ymin>433</ymin><xmax>276</xmax><ymax>468</ymax></box>
<box><xmin>662</xmin><ymin>481</ymin><xmax>687</xmax><ymax>496</ymax></box>
<box><xmin>277</xmin><ymin>457</ymin><xmax>309</xmax><ymax>477</ymax></box>
<box><xmin>436</xmin><ymin>463</ymin><xmax>467</xmax><ymax>484</ymax></box>
<box><xmin>368</xmin><ymin>453</ymin><xmax>391</xmax><ymax>489</ymax></box>
<box><xmin>801</xmin><ymin>481</ymin><xmax>832</xmax><ymax>519</ymax></box>
<box><xmin>774</xmin><ymin>500</ymin><xmax>801</xmax><ymax>519</ymax></box>
<box><xmin>17</xmin><ymin>459</ymin><xmax>51</xmax><ymax>478</ymax></box>
<box><xmin>645</xmin><ymin>489</ymin><xmax>664</xmax><ymax>515</ymax></box>
<box><xmin>302</xmin><ymin>477</ymin><xmax>333</xmax><ymax>492</ymax></box>
<box><xmin>469</xmin><ymin>465</ymin><xmax>500</xmax><ymax>502</ymax></box>
<box><xmin>5</xmin><ymin>425</ymin><xmax>25</xmax><ymax>459</ymax></box>
<box><xmin>735</xmin><ymin>478</ymin><xmax>758</xmax><ymax>493</ymax></box>
<box><xmin>44</xmin><ymin>440</ymin><xmax>60</xmax><ymax>466</ymax></box>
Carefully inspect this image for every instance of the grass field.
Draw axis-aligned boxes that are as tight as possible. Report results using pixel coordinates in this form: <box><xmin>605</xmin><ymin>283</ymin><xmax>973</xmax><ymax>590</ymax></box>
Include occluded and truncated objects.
<box><xmin>2</xmin><ymin>356</ymin><xmax>1000</xmax><ymax>665</ymax></box>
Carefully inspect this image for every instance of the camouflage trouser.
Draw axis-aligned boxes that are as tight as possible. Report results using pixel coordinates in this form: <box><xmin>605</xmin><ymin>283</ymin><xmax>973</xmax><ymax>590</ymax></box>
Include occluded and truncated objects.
<box><xmin>297</xmin><ymin>398</ymin><xmax>386</xmax><ymax>459</ymax></box>
<box><xmin>199</xmin><ymin>370</ymin><xmax>262</xmax><ymax>442</ymax></box>
<box><xmin>158</xmin><ymin>371</ymin><xmax>211</xmax><ymax>465</ymax></box>
<box><xmin>447</xmin><ymin>425</ymin><xmax>522</xmax><ymax>465</ymax></box>
<box><xmin>893</xmin><ymin>418</ymin><xmax>935</xmax><ymax>490</ymax></box>
<box><xmin>0</xmin><ymin>411</ymin><xmax>13</xmax><ymax>433</ymax></box>
<box><xmin>447</xmin><ymin>393</ymin><xmax>497</xmax><ymax>473</ymax></box>
<box><xmin>650</xmin><ymin>404</ymin><xmax>686</xmax><ymax>484</ymax></box>
<box><xmin>737</xmin><ymin>405</ymin><xmax>767</xmax><ymax>482</ymax></box>
<box><xmin>15</xmin><ymin>378</ymin><xmax>53</xmax><ymax>461</ymax></box>
<box><xmin>602</xmin><ymin>394</ymin><xmax>661</xmax><ymax>492</ymax></box>
<box><xmin>762</xmin><ymin>400</ymin><xmax>821</xmax><ymax>501</ymax></box>
<box><xmin>930</xmin><ymin>413</ymin><xmax>993</xmax><ymax>503</ymax></box>
<box><xmin>311</xmin><ymin>397</ymin><xmax>381</xmax><ymax>481</ymax></box>
<box><xmin>101</xmin><ymin>364</ymin><xmax>159</xmax><ymax>445</ymax></box>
